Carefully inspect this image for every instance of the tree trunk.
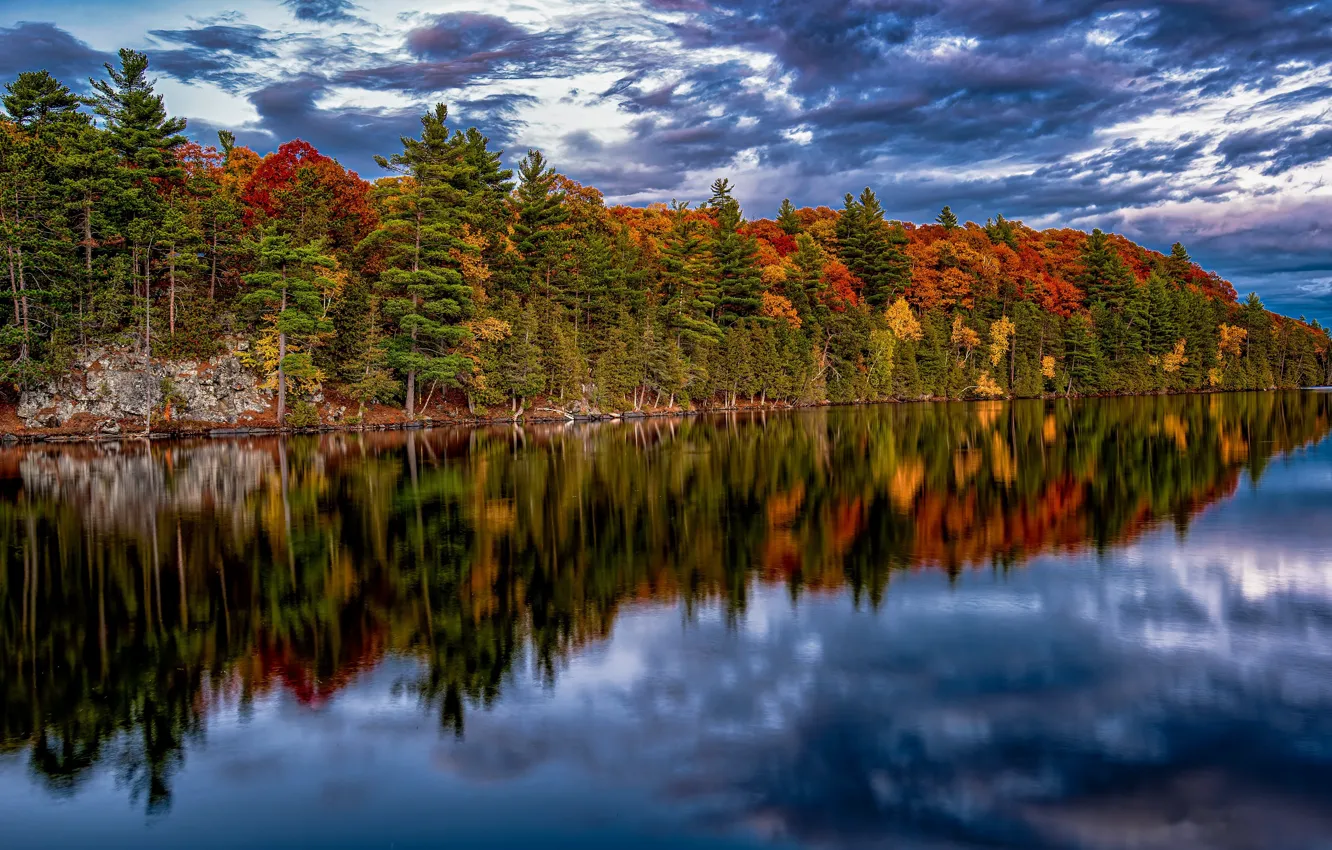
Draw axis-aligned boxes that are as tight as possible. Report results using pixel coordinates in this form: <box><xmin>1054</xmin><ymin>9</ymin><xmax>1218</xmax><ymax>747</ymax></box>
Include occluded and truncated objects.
<box><xmin>210</xmin><ymin>221</ymin><xmax>218</xmax><ymax>301</ymax></box>
<box><xmin>17</xmin><ymin>245</ymin><xmax>29</xmax><ymax>361</ymax></box>
<box><xmin>406</xmin><ymin>209</ymin><xmax>422</xmax><ymax>419</ymax></box>
<box><xmin>5</xmin><ymin>238</ymin><xmax>17</xmax><ymax>327</ymax></box>
<box><xmin>83</xmin><ymin>197</ymin><xmax>93</xmax><ymax>275</ymax></box>
<box><xmin>277</xmin><ymin>282</ymin><xmax>287</xmax><ymax>423</ymax></box>
<box><xmin>1009</xmin><ymin>336</ymin><xmax>1016</xmax><ymax>390</ymax></box>
<box><xmin>1</xmin><ymin>205</ymin><xmax>19</xmax><ymax>328</ymax></box>
<box><xmin>168</xmin><ymin>243</ymin><xmax>176</xmax><ymax>337</ymax></box>
<box><xmin>144</xmin><ymin>253</ymin><xmax>152</xmax><ymax>434</ymax></box>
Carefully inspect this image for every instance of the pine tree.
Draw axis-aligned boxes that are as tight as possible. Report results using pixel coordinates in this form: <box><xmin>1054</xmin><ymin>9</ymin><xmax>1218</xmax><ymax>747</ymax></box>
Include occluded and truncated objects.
<box><xmin>1165</xmin><ymin>241</ymin><xmax>1192</xmax><ymax>285</ymax></box>
<box><xmin>786</xmin><ymin>233</ymin><xmax>825</xmax><ymax>322</ymax></box>
<box><xmin>346</xmin><ymin>299</ymin><xmax>401</xmax><ymax>419</ymax></box>
<box><xmin>3</xmin><ymin>71</ymin><xmax>85</xmax><ymax>129</ymax></box>
<box><xmin>661</xmin><ymin>206</ymin><xmax>720</xmax><ymax>347</ymax></box>
<box><xmin>836</xmin><ymin>187</ymin><xmax>909</xmax><ymax>307</ymax></box>
<box><xmin>983</xmin><ymin>214</ymin><xmax>1019</xmax><ymax>250</ymax></box>
<box><xmin>90</xmin><ymin>49</ymin><xmax>185</xmax><ymax>193</ymax></box>
<box><xmin>366</xmin><ymin>104</ymin><xmax>479</xmax><ymax>417</ymax></box>
<box><xmin>1064</xmin><ymin>312</ymin><xmax>1105</xmax><ymax>394</ymax></box>
<box><xmin>1145</xmin><ymin>272</ymin><xmax>1180</xmax><ymax>356</ymax></box>
<box><xmin>541</xmin><ymin>313</ymin><xmax>586</xmax><ymax>402</ymax></box>
<box><xmin>936</xmin><ymin>205</ymin><xmax>959</xmax><ymax>230</ymax></box>
<box><xmin>509</xmin><ymin>149</ymin><xmax>568</xmax><ymax>296</ymax></box>
<box><xmin>707</xmin><ymin>179</ymin><xmax>761</xmax><ymax>324</ymax></box>
<box><xmin>240</xmin><ymin>231</ymin><xmax>336</xmax><ymax>421</ymax></box>
<box><xmin>1079</xmin><ymin>229</ymin><xmax>1134</xmax><ymax>308</ymax></box>
<box><xmin>498</xmin><ymin>298</ymin><xmax>545</xmax><ymax>411</ymax></box>
<box><xmin>776</xmin><ymin>198</ymin><xmax>801</xmax><ymax>235</ymax></box>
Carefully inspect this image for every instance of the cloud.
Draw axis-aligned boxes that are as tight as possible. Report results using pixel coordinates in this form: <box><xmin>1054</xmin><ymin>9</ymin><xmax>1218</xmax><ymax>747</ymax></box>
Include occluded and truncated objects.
<box><xmin>337</xmin><ymin>13</ymin><xmax>588</xmax><ymax>94</ymax></box>
<box><xmin>405</xmin><ymin>13</ymin><xmax>530</xmax><ymax>61</ymax></box>
<box><xmin>149</xmin><ymin>24</ymin><xmax>276</xmax><ymax>57</ymax></box>
<box><xmin>281</xmin><ymin>0</ymin><xmax>361</xmax><ymax>24</ymax></box>
<box><xmin>147</xmin><ymin>24</ymin><xmax>278</xmax><ymax>90</ymax></box>
<box><xmin>241</xmin><ymin>76</ymin><xmax>421</xmax><ymax>172</ymax></box>
<box><xmin>0</xmin><ymin>21</ymin><xmax>113</xmax><ymax>86</ymax></box>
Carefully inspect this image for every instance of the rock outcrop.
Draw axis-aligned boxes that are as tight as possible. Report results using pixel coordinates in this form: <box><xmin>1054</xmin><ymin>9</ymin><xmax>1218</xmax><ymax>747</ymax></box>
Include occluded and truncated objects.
<box><xmin>18</xmin><ymin>349</ymin><xmax>270</xmax><ymax>428</ymax></box>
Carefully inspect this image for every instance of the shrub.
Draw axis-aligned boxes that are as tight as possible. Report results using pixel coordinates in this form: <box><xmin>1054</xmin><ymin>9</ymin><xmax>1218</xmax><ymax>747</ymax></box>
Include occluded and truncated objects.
<box><xmin>284</xmin><ymin>400</ymin><xmax>321</xmax><ymax>429</ymax></box>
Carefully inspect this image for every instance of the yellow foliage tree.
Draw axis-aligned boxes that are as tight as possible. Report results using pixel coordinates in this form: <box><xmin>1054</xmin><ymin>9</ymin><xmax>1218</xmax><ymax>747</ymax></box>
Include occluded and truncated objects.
<box><xmin>1041</xmin><ymin>355</ymin><xmax>1056</xmax><ymax>380</ymax></box>
<box><xmin>989</xmin><ymin>315</ymin><xmax>1015</xmax><ymax>367</ymax></box>
<box><xmin>951</xmin><ymin>316</ymin><xmax>981</xmax><ymax>363</ymax></box>
<box><xmin>1218</xmin><ymin>323</ymin><xmax>1247</xmax><ymax>359</ymax></box>
<box><xmin>884</xmin><ymin>297</ymin><xmax>922</xmax><ymax>341</ymax></box>
<box><xmin>761</xmin><ymin>264</ymin><xmax>788</xmax><ymax>289</ymax></box>
<box><xmin>760</xmin><ymin>291</ymin><xmax>803</xmax><ymax>329</ymax></box>
<box><xmin>1162</xmin><ymin>338</ymin><xmax>1188</xmax><ymax>373</ymax></box>
<box><xmin>453</xmin><ymin>225</ymin><xmax>493</xmax><ymax>301</ymax></box>
<box><xmin>974</xmin><ymin>370</ymin><xmax>1005</xmax><ymax>397</ymax></box>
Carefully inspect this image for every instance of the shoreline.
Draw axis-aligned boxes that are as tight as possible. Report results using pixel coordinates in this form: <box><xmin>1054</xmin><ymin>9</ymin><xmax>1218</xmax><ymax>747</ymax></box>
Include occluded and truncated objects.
<box><xmin>0</xmin><ymin>386</ymin><xmax>1289</xmax><ymax>445</ymax></box>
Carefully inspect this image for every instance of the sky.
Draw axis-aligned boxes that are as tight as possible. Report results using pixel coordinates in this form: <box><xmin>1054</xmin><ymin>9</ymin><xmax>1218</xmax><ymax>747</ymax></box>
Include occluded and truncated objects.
<box><xmin>3</xmin><ymin>0</ymin><xmax>1332</xmax><ymax>322</ymax></box>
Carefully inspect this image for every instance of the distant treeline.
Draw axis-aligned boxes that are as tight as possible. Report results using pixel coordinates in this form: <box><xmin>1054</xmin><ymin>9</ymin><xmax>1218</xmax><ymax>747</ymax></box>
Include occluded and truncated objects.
<box><xmin>2</xmin><ymin>50</ymin><xmax>1329</xmax><ymax>423</ymax></box>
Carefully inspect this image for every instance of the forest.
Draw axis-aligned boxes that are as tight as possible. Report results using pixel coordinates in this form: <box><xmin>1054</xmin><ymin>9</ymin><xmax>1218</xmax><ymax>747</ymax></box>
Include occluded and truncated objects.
<box><xmin>2</xmin><ymin>50</ymin><xmax>1330</xmax><ymax>426</ymax></box>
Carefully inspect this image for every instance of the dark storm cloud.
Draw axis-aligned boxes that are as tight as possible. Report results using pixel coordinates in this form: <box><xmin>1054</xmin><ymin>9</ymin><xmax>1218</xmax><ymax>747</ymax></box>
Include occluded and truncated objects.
<box><xmin>243</xmin><ymin>76</ymin><xmax>421</xmax><ymax>173</ymax></box>
<box><xmin>650</xmin><ymin>0</ymin><xmax>920</xmax><ymax>93</ymax></box>
<box><xmin>405</xmin><ymin>13</ymin><xmax>530</xmax><ymax>60</ymax></box>
<box><xmin>1123</xmin><ymin>0</ymin><xmax>1332</xmax><ymax>88</ymax></box>
<box><xmin>0</xmin><ymin>22</ymin><xmax>112</xmax><ymax>87</ymax></box>
<box><xmin>149</xmin><ymin>24</ymin><xmax>276</xmax><ymax>57</ymax></box>
<box><xmin>451</xmin><ymin>92</ymin><xmax>539</xmax><ymax>148</ymax></box>
<box><xmin>147</xmin><ymin>24</ymin><xmax>278</xmax><ymax>90</ymax></box>
<box><xmin>282</xmin><ymin>0</ymin><xmax>361</xmax><ymax>24</ymax></box>
<box><xmin>232</xmin><ymin>77</ymin><xmax>535</xmax><ymax>174</ymax></box>
<box><xmin>337</xmin><ymin>12</ymin><xmax>591</xmax><ymax>93</ymax></box>
<box><xmin>1216</xmin><ymin>124</ymin><xmax>1332</xmax><ymax>176</ymax></box>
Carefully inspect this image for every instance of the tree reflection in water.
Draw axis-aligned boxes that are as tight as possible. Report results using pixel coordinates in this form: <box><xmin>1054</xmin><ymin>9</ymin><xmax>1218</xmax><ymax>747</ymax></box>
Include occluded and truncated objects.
<box><xmin>1</xmin><ymin>391</ymin><xmax>1329</xmax><ymax>817</ymax></box>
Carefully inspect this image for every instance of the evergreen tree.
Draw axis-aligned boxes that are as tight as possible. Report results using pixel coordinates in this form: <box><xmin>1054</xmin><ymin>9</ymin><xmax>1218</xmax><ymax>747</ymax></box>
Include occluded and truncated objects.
<box><xmin>661</xmin><ymin>206</ymin><xmax>720</xmax><ymax>347</ymax></box>
<box><xmin>1079</xmin><ymin>229</ymin><xmax>1133</xmax><ymax>308</ymax></box>
<box><xmin>776</xmin><ymin>198</ymin><xmax>801</xmax><ymax>235</ymax></box>
<box><xmin>3</xmin><ymin>71</ymin><xmax>85</xmax><ymax>129</ymax></box>
<box><xmin>1064</xmin><ymin>312</ymin><xmax>1105</xmax><ymax>394</ymax></box>
<box><xmin>509</xmin><ymin>149</ymin><xmax>568</xmax><ymax>296</ymax></box>
<box><xmin>936</xmin><ymin>205</ymin><xmax>959</xmax><ymax>230</ymax></box>
<box><xmin>836</xmin><ymin>187</ymin><xmax>909</xmax><ymax>307</ymax></box>
<box><xmin>346</xmin><ymin>299</ymin><xmax>401</xmax><ymax>419</ymax></box>
<box><xmin>365</xmin><ymin>104</ymin><xmax>479</xmax><ymax>417</ymax></box>
<box><xmin>498</xmin><ymin>299</ymin><xmax>545</xmax><ymax>410</ymax></box>
<box><xmin>983</xmin><ymin>214</ymin><xmax>1019</xmax><ymax>250</ymax></box>
<box><xmin>240</xmin><ymin>231</ymin><xmax>336</xmax><ymax>421</ymax></box>
<box><xmin>1165</xmin><ymin>241</ymin><xmax>1192</xmax><ymax>284</ymax></box>
<box><xmin>786</xmin><ymin>233</ymin><xmax>826</xmax><ymax>322</ymax></box>
<box><xmin>1145</xmin><ymin>272</ymin><xmax>1180</xmax><ymax>355</ymax></box>
<box><xmin>707</xmin><ymin>179</ymin><xmax>761</xmax><ymax>324</ymax></box>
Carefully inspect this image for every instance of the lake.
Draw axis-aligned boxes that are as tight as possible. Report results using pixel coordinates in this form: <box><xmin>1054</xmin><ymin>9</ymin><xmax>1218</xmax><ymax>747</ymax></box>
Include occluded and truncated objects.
<box><xmin>3</xmin><ymin>392</ymin><xmax>1332</xmax><ymax>849</ymax></box>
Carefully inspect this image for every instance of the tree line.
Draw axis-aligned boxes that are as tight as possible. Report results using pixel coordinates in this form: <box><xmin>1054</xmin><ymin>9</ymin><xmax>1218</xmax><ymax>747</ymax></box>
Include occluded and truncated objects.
<box><xmin>2</xmin><ymin>51</ymin><xmax>1329</xmax><ymax>425</ymax></box>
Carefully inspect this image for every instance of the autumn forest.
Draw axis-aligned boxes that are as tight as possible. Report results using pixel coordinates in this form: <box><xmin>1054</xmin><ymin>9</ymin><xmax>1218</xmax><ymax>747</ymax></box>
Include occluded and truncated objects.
<box><xmin>2</xmin><ymin>51</ymin><xmax>1330</xmax><ymax>427</ymax></box>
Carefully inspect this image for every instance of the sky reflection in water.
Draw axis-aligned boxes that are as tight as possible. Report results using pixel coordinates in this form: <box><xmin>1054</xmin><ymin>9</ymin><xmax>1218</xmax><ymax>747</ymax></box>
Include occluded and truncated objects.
<box><xmin>2</xmin><ymin>393</ymin><xmax>1332</xmax><ymax>849</ymax></box>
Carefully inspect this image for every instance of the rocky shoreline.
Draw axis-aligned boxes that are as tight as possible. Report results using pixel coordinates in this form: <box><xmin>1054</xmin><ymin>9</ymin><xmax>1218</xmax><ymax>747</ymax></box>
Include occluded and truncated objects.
<box><xmin>1</xmin><ymin>347</ymin><xmax>1279</xmax><ymax>445</ymax></box>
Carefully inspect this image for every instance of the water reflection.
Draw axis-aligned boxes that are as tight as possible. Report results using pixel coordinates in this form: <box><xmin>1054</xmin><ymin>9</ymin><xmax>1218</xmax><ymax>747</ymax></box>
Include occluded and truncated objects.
<box><xmin>2</xmin><ymin>392</ymin><xmax>1331</xmax><ymax>849</ymax></box>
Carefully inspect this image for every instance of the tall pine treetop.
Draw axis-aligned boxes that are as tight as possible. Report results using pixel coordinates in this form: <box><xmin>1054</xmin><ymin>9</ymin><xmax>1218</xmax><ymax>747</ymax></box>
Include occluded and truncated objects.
<box><xmin>776</xmin><ymin>198</ymin><xmax>801</xmax><ymax>234</ymax></box>
<box><xmin>3</xmin><ymin>71</ymin><xmax>86</xmax><ymax>129</ymax></box>
<box><xmin>91</xmin><ymin>49</ymin><xmax>186</xmax><ymax>176</ymax></box>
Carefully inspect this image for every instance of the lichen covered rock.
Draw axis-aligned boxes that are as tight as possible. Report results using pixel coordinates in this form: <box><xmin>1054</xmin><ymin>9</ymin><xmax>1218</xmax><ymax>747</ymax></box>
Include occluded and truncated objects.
<box><xmin>17</xmin><ymin>349</ymin><xmax>270</xmax><ymax>428</ymax></box>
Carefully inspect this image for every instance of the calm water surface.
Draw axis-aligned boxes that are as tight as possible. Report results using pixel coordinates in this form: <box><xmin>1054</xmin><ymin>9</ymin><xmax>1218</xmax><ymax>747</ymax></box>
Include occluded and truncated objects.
<box><xmin>3</xmin><ymin>393</ymin><xmax>1332</xmax><ymax>849</ymax></box>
